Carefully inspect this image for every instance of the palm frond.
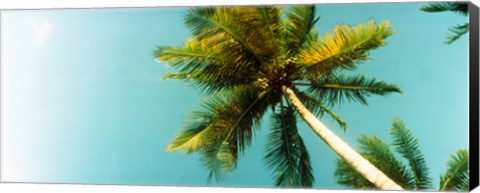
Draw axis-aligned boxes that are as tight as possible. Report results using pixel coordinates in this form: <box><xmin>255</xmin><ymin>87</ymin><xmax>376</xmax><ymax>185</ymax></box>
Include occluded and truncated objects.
<box><xmin>334</xmin><ymin>157</ymin><xmax>377</xmax><ymax>189</ymax></box>
<box><xmin>264</xmin><ymin>106</ymin><xmax>314</xmax><ymax>187</ymax></box>
<box><xmin>334</xmin><ymin>135</ymin><xmax>413</xmax><ymax>189</ymax></box>
<box><xmin>167</xmin><ymin>86</ymin><xmax>270</xmax><ymax>153</ymax></box>
<box><xmin>185</xmin><ymin>6</ymin><xmax>284</xmax><ymax>65</ymax></box>
<box><xmin>357</xmin><ymin>135</ymin><xmax>415</xmax><ymax>189</ymax></box>
<box><xmin>184</xmin><ymin>7</ymin><xmax>265</xmax><ymax>78</ymax></box>
<box><xmin>298</xmin><ymin>20</ymin><xmax>394</xmax><ymax>79</ymax></box>
<box><xmin>440</xmin><ymin>149</ymin><xmax>469</xmax><ymax>191</ymax></box>
<box><xmin>419</xmin><ymin>2</ymin><xmax>468</xmax><ymax>16</ymax></box>
<box><xmin>284</xmin><ymin>5</ymin><xmax>318</xmax><ymax>56</ymax></box>
<box><xmin>202</xmin><ymin>135</ymin><xmax>238</xmax><ymax>183</ymax></box>
<box><xmin>155</xmin><ymin>39</ymin><xmax>223</xmax><ymax>71</ymax></box>
<box><xmin>165</xmin><ymin>109</ymin><xmax>213</xmax><ymax>153</ymax></box>
<box><xmin>390</xmin><ymin>118</ymin><xmax>433</xmax><ymax>189</ymax></box>
<box><xmin>184</xmin><ymin>7</ymin><xmax>256</xmax><ymax>53</ymax></box>
<box><xmin>167</xmin><ymin>87</ymin><xmax>271</xmax><ymax>182</ymax></box>
<box><xmin>295</xmin><ymin>91</ymin><xmax>348</xmax><ymax>131</ymax></box>
<box><xmin>445</xmin><ymin>23</ymin><xmax>469</xmax><ymax>45</ymax></box>
<box><xmin>155</xmin><ymin>39</ymin><xmax>258</xmax><ymax>93</ymax></box>
<box><xmin>258</xmin><ymin>6</ymin><xmax>283</xmax><ymax>54</ymax></box>
<box><xmin>307</xmin><ymin>74</ymin><xmax>402</xmax><ymax>106</ymax></box>
<box><xmin>419</xmin><ymin>2</ymin><xmax>469</xmax><ymax>45</ymax></box>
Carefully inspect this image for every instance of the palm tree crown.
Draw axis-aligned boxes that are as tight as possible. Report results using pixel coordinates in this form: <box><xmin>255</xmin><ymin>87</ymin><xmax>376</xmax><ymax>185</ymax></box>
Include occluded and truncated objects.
<box><xmin>155</xmin><ymin>5</ymin><xmax>402</xmax><ymax>188</ymax></box>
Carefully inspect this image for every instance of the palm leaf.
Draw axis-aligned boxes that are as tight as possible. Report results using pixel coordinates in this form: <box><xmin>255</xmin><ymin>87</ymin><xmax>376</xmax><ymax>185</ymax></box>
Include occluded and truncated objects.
<box><xmin>295</xmin><ymin>91</ymin><xmax>348</xmax><ymax>131</ymax></box>
<box><xmin>334</xmin><ymin>135</ymin><xmax>413</xmax><ymax>189</ymax></box>
<box><xmin>357</xmin><ymin>135</ymin><xmax>414</xmax><ymax>189</ymax></box>
<box><xmin>165</xmin><ymin>109</ymin><xmax>214</xmax><ymax>153</ymax></box>
<box><xmin>390</xmin><ymin>118</ymin><xmax>433</xmax><ymax>189</ymax></box>
<box><xmin>167</xmin><ymin>86</ymin><xmax>271</xmax><ymax>182</ymax></box>
<box><xmin>302</xmin><ymin>28</ymin><xmax>320</xmax><ymax>49</ymax></box>
<box><xmin>308</xmin><ymin>74</ymin><xmax>402</xmax><ymax>106</ymax></box>
<box><xmin>154</xmin><ymin>39</ymin><xmax>222</xmax><ymax>70</ymax></box>
<box><xmin>202</xmin><ymin>135</ymin><xmax>238</xmax><ymax>183</ymax></box>
<box><xmin>419</xmin><ymin>2</ymin><xmax>469</xmax><ymax>45</ymax></box>
<box><xmin>185</xmin><ymin>7</ymin><xmax>282</xmax><ymax>65</ymax></box>
<box><xmin>439</xmin><ymin>149</ymin><xmax>469</xmax><ymax>191</ymax></box>
<box><xmin>284</xmin><ymin>5</ymin><xmax>318</xmax><ymax>56</ymax></box>
<box><xmin>334</xmin><ymin>157</ymin><xmax>377</xmax><ymax>189</ymax></box>
<box><xmin>230</xmin><ymin>6</ymin><xmax>280</xmax><ymax>60</ymax></box>
<box><xmin>419</xmin><ymin>2</ymin><xmax>468</xmax><ymax>16</ymax></box>
<box><xmin>184</xmin><ymin>7</ymin><xmax>256</xmax><ymax>53</ymax></box>
<box><xmin>298</xmin><ymin>20</ymin><xmax>394</xmax><ymax>79</ymax></box>
<box><xmin>184</xmin><ymin>7</ymin><xmax>265</xmax><ymax>75</ymax></box>
<box><xmin>264</xmin><ymin>105</ymin><xmax>314</xmax><ymax>187</ymax></box>
<box><xmin>156</xmin><ymin>39</ymin><xmax>259</xmax><ymax>93</ymax></box>
<box><xmin>445</xmin><ymin>23</ymin><xmax>469</xmax><ymax>45</ymax></box>
<box><xmin>167</xmin><ymin>86</ymin><xmax>269</xmax><ymax>152</ymax></box>
<box><xmin>258</xmin><ymin>6</ymin><xmax>283</xmax><ymax>53</ymax></box>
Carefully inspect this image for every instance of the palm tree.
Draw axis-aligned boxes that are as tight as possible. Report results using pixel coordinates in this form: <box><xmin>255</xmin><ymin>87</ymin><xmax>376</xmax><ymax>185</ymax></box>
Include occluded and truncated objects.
<box><xmin>334</xmin><ymin>118</ymin><xmax>469</xmax><ymax>191</ymax></box>
<box><xmin>154</xmin><ymin>5</ymin><xmax>403</xmax><ymax>189</ymax></box>
<box><xmin>420</xmin><ymin>2</ymin><xmax>469</xmax><ymax>44</ymax></box>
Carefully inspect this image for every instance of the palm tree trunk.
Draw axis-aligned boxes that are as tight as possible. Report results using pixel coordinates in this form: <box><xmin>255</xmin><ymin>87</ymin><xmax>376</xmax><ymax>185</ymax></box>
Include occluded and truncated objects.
<box><xmin>282</xmin><ymin>86</ymin><xmax>403</xmax><ymax>190</ymax></box>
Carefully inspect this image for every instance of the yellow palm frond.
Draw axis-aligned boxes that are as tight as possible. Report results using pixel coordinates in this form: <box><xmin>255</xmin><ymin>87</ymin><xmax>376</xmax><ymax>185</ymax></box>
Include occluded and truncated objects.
<box><xmin>298</xmin><ymin>20</ymin><xmax>394</xmax><ymax>79</ymax></box>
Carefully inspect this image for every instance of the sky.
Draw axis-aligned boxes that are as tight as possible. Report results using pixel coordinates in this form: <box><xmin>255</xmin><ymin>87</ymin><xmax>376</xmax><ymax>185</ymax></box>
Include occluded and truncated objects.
<box><xmin>0</xmin><ymin>2</ymin><xmax>470</xmax><ymax>190</ymax></box>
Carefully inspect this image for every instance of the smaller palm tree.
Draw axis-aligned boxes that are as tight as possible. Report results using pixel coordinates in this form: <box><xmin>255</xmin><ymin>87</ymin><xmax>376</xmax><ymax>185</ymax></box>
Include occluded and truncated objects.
<box><xmin>420</xmin><ymin>2</ymin><xmax>469</xmax><ymax>44</ymax></box>
<box><xmin>334</xmin><ymin>118</ymin><xmax>469</xmax><ymax>191</ymax></box>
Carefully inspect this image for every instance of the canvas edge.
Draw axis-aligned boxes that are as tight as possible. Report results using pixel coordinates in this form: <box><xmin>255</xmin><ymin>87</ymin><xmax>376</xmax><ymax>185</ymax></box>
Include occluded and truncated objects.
<box><xmin>469</xmin><ymin>1</ymin><xmax>480</xmax><ymax>192</ymax></box>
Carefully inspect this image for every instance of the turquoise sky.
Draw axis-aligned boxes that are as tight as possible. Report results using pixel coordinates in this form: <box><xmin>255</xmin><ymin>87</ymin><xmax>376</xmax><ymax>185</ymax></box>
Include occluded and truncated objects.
<box><xmin>1</xmin><ymin>2</ymin><xmax>469</xmax><ymax>190</ymax></box>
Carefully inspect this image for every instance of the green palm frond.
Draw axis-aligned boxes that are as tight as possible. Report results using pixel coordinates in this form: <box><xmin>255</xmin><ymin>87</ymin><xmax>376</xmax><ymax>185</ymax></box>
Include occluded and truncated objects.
<box><xmin>420</xmin><ymin>2</ymin><xmax>469</xmax><ymax>45</ymax></box>
<box><xmin>167</xmin><ymin>87</ymin><xmax>271</xmax><ymax>182</ymax></box>
<box><xmin>202</xmin><ymin>135</ymin><xmax>238</xmax><ymax>183</ymax></box>
<box><xmin>308</xmin><ymin>74</ymin><xmax>402</xmax><ymax>106</ymax></box>
<box><xmin>419</xmin><ymin>2</ymin><xmax>468</xmax><ymax>16</ymax></box>
<box><xmin>233</xmin><ymin>6</ymin><xmax>281</xmax><ymax>59</ymax></box>
<box><xmin>264</xmin><ymin>105</ymin><xmax>314</xmax><ymax>187</ymax></box>
<box><xmin>335</xmin><ymin>157</ymin><xmax>377</xmax><ymax>189</ymax></box>
<box><xmin>334</xmin><ymin>135</ymin><xmax>413</xmax><ymax>189</ymax></box>
<box><xmin>390</xmin><ymin>118</ymin><xmax>433</xmax><ymax>189</ymax></box>
<box><xmin>184</xmin><ymin>7</ymin><xmax>265</xmax><ymax>76</ymax></box>
<box><xmin>257</xmin><ymin>6</ymin><xmax>283</xmax><ymax>53</ymax></box>
<box><xmin>317</xmin><ymin>105</ymin><xmax>347</xmax><ymax>131</ymax></box>
<box><xmin>166</xmin><ymin>89</ymin><xmax>267</xmax><ymax>146</ymax></box>
<box><xmin>445</xmin><ymin>23</ymin><xmax>469</xmax><ymax>45</ymax></box>
<box><xmin>357</xmin><ymin>135</ymin><xmax>414</xmax><ymax>189</ymax></box>
<box><xmin>303</xmin><ymin>28</ymin><xmax>320</xmax><ymax>49</ymax></box>
<box><xmin>298</xmin><ymin>20</ymin><xmax>394</xmax><ymax>79</ymax></box>
<box><xmin>167</xmin><ymin>86</ymin><xmax>270</xmax><ymax>153</ymax></box>
<box><xmin>295</xmin><ymin>91</ymin><xmax>348</xmax><ymax>131</ymax></box>
<box><xmin>284</xmin><ymin>5</ymin><xmax>318</xmax><ymax>56</ymax></box>
<box><xmin>155</xmin><ymin>39</ymin><xmax>222</xmax><ymax>74</ymax></box>
<box><xmin>160</xmin><ymin>69</ymin><xmax>255</xmax><ymax>94</ymax></box>
<box><xmin>185</xmin><ymin>7</ymin><xmax>282</xmax><ymax>64</ymax></box>
<box><xmin>155</xmin><ymin>39</ymin><xmax>258</xmax><ymax>93</ymax></box>
<box><xmin>184</xmin><ymin>7</ymin><xmax>256</xmax><ymax>52</ymax></box>
<box><xmin>165</xmin><ymin>109</ymin><xmax>214</xmax><ymax>153</ymax></box>
<box><xmin>440</xmin><ymin>149</ymin><xmax>469</xmax><ymax>191</ymax></box>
